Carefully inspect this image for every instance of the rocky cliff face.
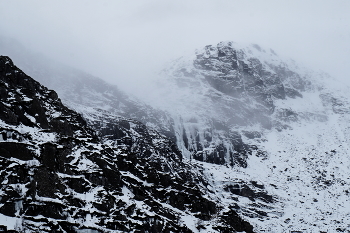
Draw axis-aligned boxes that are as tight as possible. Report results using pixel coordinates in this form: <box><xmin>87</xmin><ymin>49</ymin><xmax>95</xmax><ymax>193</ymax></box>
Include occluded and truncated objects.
<box><xmin>0</xmin><ymin>56</ymin><xmax>257</xmax><ymax>232</ymax></box>
<box><xmin>151</xmin><ymin>41</ymin><xmax>317</xmax><ymax>166</ymax></box>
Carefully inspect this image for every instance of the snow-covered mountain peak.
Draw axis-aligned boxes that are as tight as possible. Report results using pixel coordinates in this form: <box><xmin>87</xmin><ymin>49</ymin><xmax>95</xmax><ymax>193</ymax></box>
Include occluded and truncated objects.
<box><xmin>2</xmin><ymin>38</ymin><xmax>350</xmax><ymax>232</ymax></box>
<box><xmin>165</xmin><ymin>41</ymin><xmax>349</xmax><ymax>96</ymax></box>
<box><xmin>169</xmin><ymin>41</ymin><xmax>297</xmax><ymax>76</ymax></box>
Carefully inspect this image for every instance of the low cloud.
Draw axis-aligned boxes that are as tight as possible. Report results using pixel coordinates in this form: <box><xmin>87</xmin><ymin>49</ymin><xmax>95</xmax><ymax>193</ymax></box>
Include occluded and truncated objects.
<box><xmin>0</xmin><ymin>0</ymin><xmax>349</xmax><ymax>91</ymax></box>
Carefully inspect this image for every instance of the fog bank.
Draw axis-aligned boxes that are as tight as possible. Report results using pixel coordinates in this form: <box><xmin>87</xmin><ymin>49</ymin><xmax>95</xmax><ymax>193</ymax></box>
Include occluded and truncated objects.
<box><xmin>0</xmin><ymin>0</ymin><xmax>349</xmax><ymax>92</ymax></box>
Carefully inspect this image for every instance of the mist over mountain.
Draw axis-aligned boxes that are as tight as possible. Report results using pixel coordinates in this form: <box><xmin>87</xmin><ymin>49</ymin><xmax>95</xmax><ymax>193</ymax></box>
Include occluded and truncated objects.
<box><xmin>1</xmin><ymin>36</ymin><xmax>350</xmax><ymax>233</ymax></box>
<box><xmin>1</xmin><ymin>1</ymin><xmax>350</xmax><ymax>89</ymax></box>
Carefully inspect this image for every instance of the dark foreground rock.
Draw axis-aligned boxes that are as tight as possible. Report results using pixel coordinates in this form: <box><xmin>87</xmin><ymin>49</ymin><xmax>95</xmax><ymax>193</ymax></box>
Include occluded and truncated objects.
<box><xmin>0</xmin><ymin>56</ymin><xmax>255</xmax><ymax>232</ymax></box>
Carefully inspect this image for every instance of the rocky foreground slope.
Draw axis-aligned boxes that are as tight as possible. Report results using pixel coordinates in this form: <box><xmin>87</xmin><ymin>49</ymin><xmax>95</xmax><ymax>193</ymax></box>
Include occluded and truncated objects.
<box><xmin>0</xmin><ymin>56</ymin><xmax>260</xmax><ymax>232</ymax></box>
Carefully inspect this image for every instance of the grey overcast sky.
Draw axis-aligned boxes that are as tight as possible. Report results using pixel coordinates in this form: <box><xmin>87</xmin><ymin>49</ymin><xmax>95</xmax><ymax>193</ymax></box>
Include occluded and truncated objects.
<box><xmin>0</xmin><ymin>0</ymin><xmax>349</xmax><ymax>89</ymax></box>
